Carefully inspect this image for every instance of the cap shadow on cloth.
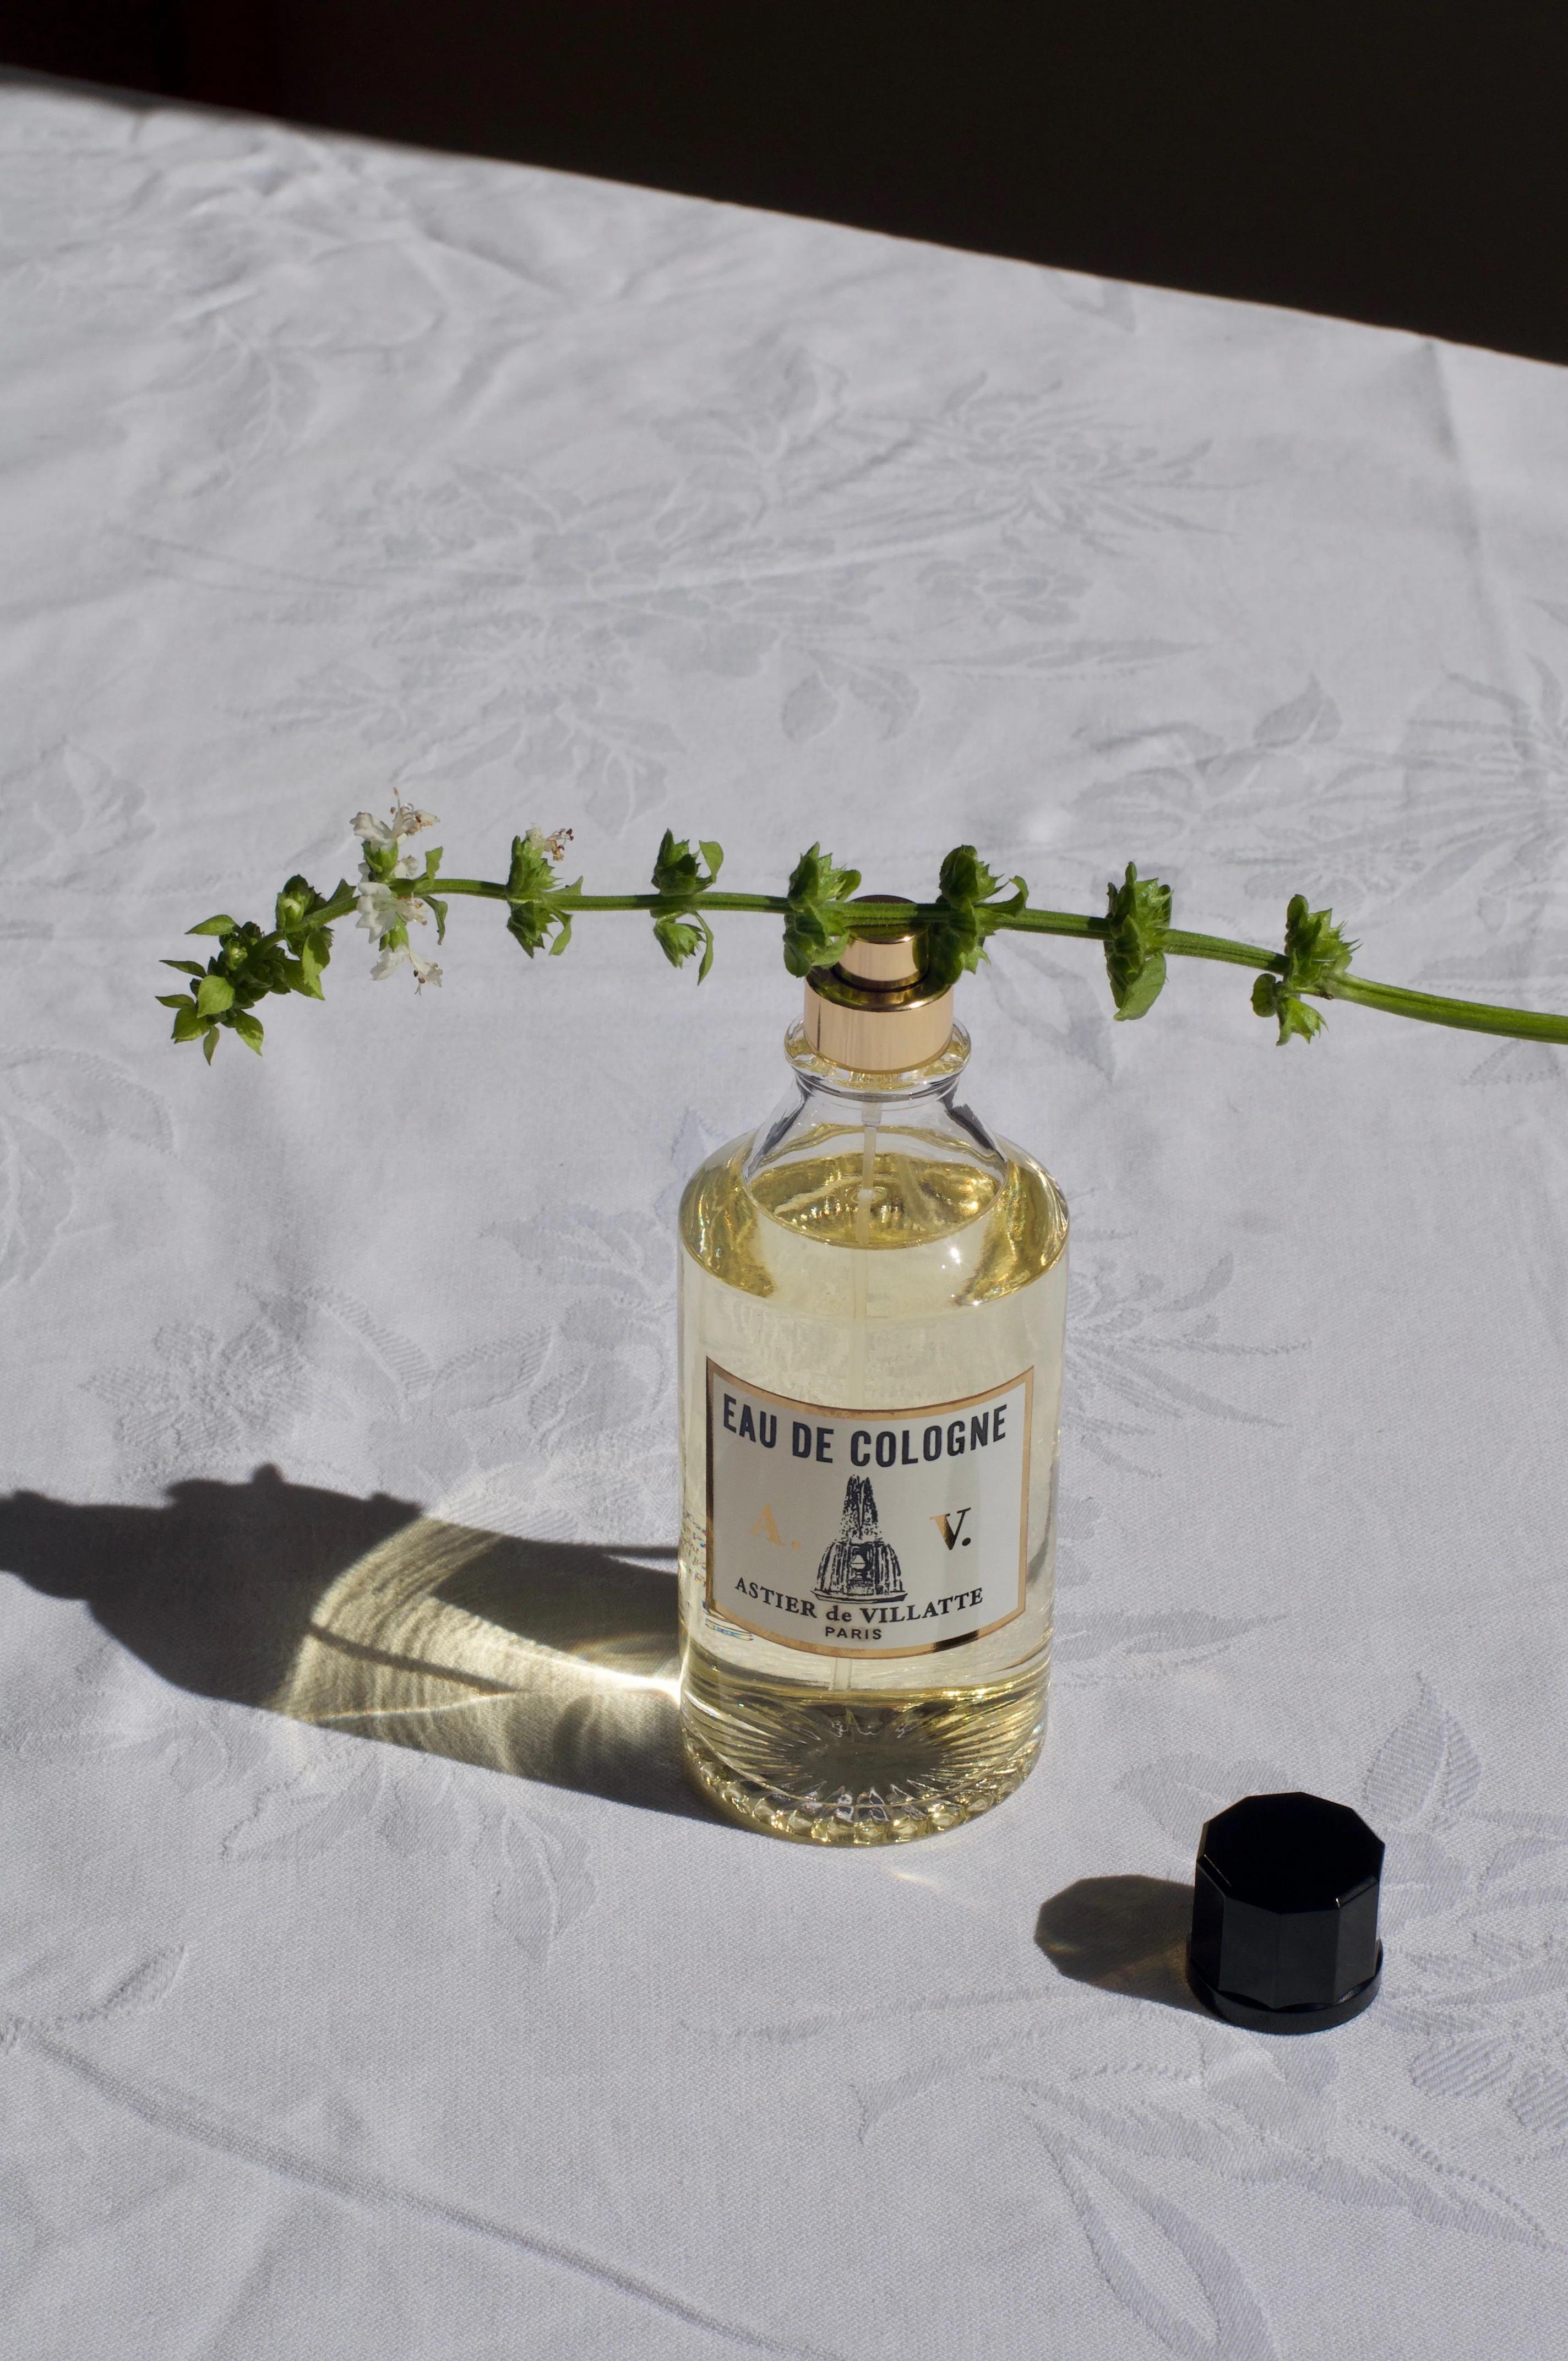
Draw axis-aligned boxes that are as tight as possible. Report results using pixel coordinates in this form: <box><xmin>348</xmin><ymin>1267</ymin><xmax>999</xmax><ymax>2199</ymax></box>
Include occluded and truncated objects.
<box><xmin>1036</xmin><ymin>1874</ymin><xmax>1207</xmax><ymax>2015</ymax></box>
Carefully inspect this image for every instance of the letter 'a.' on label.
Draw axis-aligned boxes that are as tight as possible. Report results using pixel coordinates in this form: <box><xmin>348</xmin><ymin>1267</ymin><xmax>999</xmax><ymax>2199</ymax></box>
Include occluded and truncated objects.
<box><xmin>706</xmin><ymin>1361</ymin><xmax>1032</xmax><ymax>1658</ymax></box>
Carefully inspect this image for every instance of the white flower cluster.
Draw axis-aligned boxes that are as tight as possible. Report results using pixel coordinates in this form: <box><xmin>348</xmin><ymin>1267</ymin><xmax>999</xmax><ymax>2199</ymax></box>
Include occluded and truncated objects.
<box><xmin>351</xmin><ymin>804</ymin><xmax>442</xmax><ymax>989</ymax></box>
<box><xmin>523</xmin><ymin>825</ymin><xmax>573</xmax><ymax>864</ymax></box>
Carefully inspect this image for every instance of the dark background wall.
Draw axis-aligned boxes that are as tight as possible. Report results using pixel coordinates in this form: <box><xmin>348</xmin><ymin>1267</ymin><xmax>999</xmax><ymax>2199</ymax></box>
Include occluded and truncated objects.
<box><xmin>4</xmin><ymin>0</ymin><xmax>1565</xmax><ymax>366</ymax></box>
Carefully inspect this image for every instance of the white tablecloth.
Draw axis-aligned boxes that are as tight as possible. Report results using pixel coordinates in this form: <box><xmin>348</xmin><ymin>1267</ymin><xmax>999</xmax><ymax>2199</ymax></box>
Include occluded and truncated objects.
<box><xmin>3</xmin><ymin>72</ymin><xmax>1567</xmax><ymax>2360</ymax></box>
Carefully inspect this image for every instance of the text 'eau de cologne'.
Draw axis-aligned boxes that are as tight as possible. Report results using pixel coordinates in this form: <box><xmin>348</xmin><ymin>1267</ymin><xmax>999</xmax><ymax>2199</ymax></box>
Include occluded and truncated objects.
<box><xmin>676</xmin><ymin>906</ymin><xmax>1068</xmax><ymax>1843</ymax></box>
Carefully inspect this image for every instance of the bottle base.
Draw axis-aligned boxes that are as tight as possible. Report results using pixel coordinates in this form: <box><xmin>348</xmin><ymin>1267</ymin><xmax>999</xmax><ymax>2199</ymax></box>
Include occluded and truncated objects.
<box><xmin>678</xmin><ymin>1650</ymin><xmax>1047</xmax><ymax>1845</ymax></box>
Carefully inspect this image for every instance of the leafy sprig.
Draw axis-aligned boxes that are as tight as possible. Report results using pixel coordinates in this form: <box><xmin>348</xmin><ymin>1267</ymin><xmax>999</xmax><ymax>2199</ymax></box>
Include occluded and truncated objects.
<box><xmin>160</xmin><ymin>810</ymin><xmax>1568</xmax><ymax>1059</ymax></box>
<box><xmin>157</xmin><ymin>875</ymin><xmax>346</xmax><ymax>1062</ymax></box>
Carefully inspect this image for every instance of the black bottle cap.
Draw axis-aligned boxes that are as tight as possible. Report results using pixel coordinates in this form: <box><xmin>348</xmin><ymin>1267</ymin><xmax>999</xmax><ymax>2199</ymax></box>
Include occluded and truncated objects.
<box><xmin>1186</xmin><ymin>1791</ymin><xmax>1384</xmax><ymax>2033</ymax></box>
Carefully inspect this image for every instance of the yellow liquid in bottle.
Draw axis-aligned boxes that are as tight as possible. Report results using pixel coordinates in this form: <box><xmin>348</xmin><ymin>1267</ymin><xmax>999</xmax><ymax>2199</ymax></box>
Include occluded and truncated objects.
<box><xmin>678</xmin><ymin>1106</ymin><xmax>1068</xmax><ymax>1845</ymax></box>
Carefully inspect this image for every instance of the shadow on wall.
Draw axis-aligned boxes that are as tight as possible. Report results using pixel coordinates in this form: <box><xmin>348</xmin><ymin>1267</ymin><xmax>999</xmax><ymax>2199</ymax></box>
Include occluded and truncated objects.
<box><xmin>0</xmin><ymin>1463</ymin><xmax>706</xmax><ymax>1820</ymax></box>
<box><xmin>6</xmin><ymin>3</ymin><xmax>1567</xmax><ymax>362</ymax></box>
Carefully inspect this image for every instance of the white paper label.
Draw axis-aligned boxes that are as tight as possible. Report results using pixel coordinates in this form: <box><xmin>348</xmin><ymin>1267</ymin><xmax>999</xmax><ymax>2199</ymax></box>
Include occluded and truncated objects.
<box><xmin>706</xmin><ymin>1361</ymin><xmax>1032</xmax><ymax>1658</ymax></box>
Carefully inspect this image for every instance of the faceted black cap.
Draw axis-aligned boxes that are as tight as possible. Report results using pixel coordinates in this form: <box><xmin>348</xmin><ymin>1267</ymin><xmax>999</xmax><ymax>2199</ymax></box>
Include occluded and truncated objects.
<box><xmin>1186</xmin><ymin>1791</ymin><xmax>1384</xmax><ymax>2033</ymax></box>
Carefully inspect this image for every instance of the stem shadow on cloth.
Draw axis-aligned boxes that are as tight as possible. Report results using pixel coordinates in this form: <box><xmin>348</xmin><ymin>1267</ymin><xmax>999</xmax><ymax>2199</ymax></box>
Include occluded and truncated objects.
<box><xmin>1035</xmin><ymin>1875</ymin><xmax>1207</xmax><ymax>2014</ymax></box>
<box><xmin>0</xmin><ymin>1464</ymin><xmax>709</xmax><ymax>1821</ymax></box>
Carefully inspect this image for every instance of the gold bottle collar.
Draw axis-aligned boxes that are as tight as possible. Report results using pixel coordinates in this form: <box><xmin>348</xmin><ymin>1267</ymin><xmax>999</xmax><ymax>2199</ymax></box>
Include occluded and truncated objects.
<box><xmin>801</xmin><ymin>898</ymin><xmax>955</xmax><ymax>1073</ymax></box>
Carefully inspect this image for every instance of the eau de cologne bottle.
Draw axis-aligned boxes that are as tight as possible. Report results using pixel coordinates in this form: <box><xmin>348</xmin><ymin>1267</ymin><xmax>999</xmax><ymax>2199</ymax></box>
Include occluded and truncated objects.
<box><xmin>677</xmin><ymin>905</ymin><xmax>1068</xmax><ymax>1843</ymax></box>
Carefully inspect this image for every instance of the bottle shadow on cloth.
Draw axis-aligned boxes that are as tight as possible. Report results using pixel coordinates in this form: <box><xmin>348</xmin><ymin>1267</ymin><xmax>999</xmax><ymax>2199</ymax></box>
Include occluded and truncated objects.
<box><xmin>0</xmin><ymin>1463</ymin><xmax>710</xmax><ymax>1821</ymax></box>
<box><xmin>1035</xmin><ymin>1875</ymin><xmax>1207</xmax><ymax>2015</ymax></box>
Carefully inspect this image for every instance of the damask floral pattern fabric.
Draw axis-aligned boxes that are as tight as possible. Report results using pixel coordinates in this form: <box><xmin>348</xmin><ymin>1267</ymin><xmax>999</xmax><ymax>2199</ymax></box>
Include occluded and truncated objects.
<box><xmin>2</xmin><ymin>74</ymin><xmax>1566</xmax><ymax>2360</ymax></box>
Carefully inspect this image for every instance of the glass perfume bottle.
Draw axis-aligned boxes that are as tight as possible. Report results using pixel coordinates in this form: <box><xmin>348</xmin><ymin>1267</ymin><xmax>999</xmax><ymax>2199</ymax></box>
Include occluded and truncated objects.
<box><xmin>677</xmin><ymin>905</ymin><xmax>1068</xmax><ymax>1843</ymax></box>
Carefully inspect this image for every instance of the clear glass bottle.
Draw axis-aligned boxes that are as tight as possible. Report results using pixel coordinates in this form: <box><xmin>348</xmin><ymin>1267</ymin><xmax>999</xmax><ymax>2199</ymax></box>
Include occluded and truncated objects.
<box><xmin>677</xmin><ymin>907</ymin><xmax>1068</xmax><ymax>1844</ymax></box>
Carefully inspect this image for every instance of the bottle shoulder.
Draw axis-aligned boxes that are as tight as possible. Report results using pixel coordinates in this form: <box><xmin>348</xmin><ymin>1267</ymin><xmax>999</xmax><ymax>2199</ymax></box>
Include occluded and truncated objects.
<box><xmin>678</xmin><ymin>1128</ymin><xmax>1066</xmax><ymax>1309</ymax></box>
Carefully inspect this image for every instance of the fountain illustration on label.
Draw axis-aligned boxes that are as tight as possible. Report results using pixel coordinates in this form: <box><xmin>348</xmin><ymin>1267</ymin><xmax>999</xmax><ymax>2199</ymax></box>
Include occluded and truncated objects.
<box><xmin>815</xmin><ymin>1474</ymin><xmax>906</xmax><ymax>1602</ymax></box>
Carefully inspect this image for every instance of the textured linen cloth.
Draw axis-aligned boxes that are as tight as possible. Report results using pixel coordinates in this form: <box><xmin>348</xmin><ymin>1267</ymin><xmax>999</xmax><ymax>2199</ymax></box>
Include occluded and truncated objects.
<box><xmin>3</xmin><ymin>72</ymin><xmax>1567</xmax><ymax>2361</ymax></box>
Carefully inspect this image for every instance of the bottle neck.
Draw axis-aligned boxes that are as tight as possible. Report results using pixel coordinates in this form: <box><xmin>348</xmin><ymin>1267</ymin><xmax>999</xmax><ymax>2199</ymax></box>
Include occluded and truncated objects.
<box><xmin>739</xmin><ymin>1017</ymin><xmax>999</xmax><ymax>1196</ymax></box>
<box><xmin>782</xmin><ymin>1016</ymin><xmax>972</xmax><ymax>1109</ymax></box>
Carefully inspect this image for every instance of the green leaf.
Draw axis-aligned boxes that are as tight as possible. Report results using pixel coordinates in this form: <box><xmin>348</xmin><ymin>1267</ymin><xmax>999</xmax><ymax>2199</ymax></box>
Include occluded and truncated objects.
<box><xmin>202</xmin><ymin>1027</ymin><xmax>219</xmax><ymax>1063</ymax></box>
<box><xmin>505</xmin><ymin>903</ymin><xmax>549</xmax><ymax>958</ymax></box>
<box><xmin>505</xmin><ymin>830</ymin><xmax>580</xmax><ymax>958</ymax></box>
<box><xmin>1253</xmin><ymin>893</ymin><xmax>1358</xmax><ymax>1045</ymax></box>
<box><xmin>156</xmin><ymin>992</ymin><xmax>192</xmax><ymax>1009</ymax></box>
<box><xmin>423</xmin><ymin>894</ymin><xmax>448</xmax><ymax>946</ymax></box>
<box><xmin>274</xmin><ymin>876</ymin><xmax>341</xmax><ymax>975</ymax></box>
<box><xmin>506</xmin><ymin>831</ymin><xmax>558</xmax><ymax>902</ymax></box>
<box><xmin>275</xmin><ymin>877</ymin><xmax>314</xmax><ymax>934</ymax></box>
<box><xmin>291</xmin><ymin>940</ymin><xmax>325</xmax><ymax>998</ymax></box>
<box><xmin>162</xmin><ymin>959</ymin><xmax>206</xmax><ymax>976</ymax></box>
<box><xmin>188</xmin><ymin>914</ymin><xmax>238</xmax><ymax>937</ymax></box>
<box><xmin>652</xmin><ymin>910</ymin><xmax>716</xmax><ymax>979</ymax></box>
<box><xmin>782</xmin><ymin>844</ymin><xmax>863</xmax><ymax>977</ymax></box>
<box><xmin>1103</xmin><ymin>862</ymin><xmax>1173</xmax><ymax>1020</ymax></box>
<box><xmin>195</xmin><ymin>975</ymin><xmax>235</xmax><ymax>1018</ymax></box>
<box><xmin>649</xmin><ymin>833</ymin><xmax>723</xmax><ymax>977</ymax></box>
<box><xmin>653</xmin><ymin>912</ymin><xmax>698</xmax><ymax>969</ymax></box>
<box><xmin>1253</xmin><ymin>971</ymin><xmax>1325</xmax><ymax>1043</ymax></box>
<box><xmin>171</xmin><ymin>1003</ymin><xmax>205</xmax><ymax>1044</ymax></box>
<box><xmin>651</xmin><ymin>831</ymin><xmax>723</xmax><ymax>897</ymax></box>
<box><xmin>1115</xmin><ymin>952</ymin><xmax>1168</xmax><ymax>1021</ymax></box>
<box><xmin>1282</xmin><ymin>893</ymin><xmax>1357</xmax><ymax>987</ymax></box>
<box><xmin>937</xmin><ymin>846</ymin><xmax>1004</xmax><ymax>907</ymax></box>
<box><xmin>922</xmin><ymin>845</ymin><xmax>1028</xmax><ymax>991</ymax></box>
<box><xmin>229</xmin><ymin>1009</ymin><xmax>265</xmax><ymax>1054</ymax></box>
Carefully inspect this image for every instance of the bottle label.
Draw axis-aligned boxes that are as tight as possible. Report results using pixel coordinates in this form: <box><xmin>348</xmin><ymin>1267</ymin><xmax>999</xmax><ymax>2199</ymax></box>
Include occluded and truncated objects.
<box><xmin>705</xmin><ymin>1361</ymin><xmax>1032</xmax><ymax>1658</ymax></box>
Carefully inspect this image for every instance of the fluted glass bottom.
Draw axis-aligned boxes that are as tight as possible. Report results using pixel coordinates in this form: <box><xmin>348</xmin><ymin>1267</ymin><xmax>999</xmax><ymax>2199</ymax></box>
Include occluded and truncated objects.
<box><xmin>679</xmin><ymin>1641</ymin><xmax>1048</xmax><ymax>1844</ymax></box>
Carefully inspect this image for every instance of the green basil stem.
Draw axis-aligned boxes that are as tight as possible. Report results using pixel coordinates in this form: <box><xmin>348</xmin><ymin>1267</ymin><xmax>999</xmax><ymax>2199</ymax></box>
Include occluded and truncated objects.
<box><xmin>247</xmin><ymin>880</ymin><xmax>1566</xmax><ymax>1045</ymax></box>
<box><xmin>1323</xmin><ymin>972</ymin><xmax>1568</xmax><ymax>1042</ymax></box>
